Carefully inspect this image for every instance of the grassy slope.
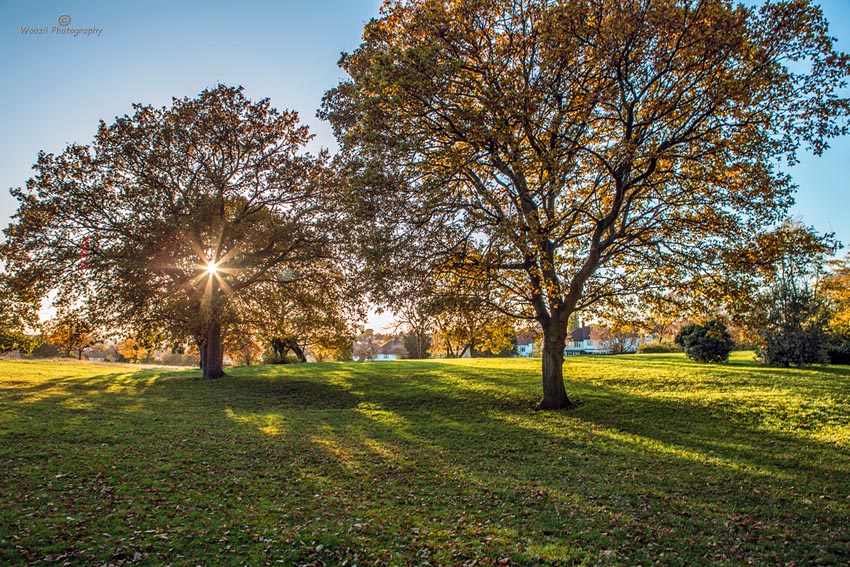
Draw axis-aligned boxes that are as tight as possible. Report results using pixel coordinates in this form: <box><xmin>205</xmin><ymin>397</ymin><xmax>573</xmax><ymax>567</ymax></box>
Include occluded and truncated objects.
<box><xmin>0</xmin><ymin>353</ymin><xmax>848</xmax><ymax>566</ymax></box>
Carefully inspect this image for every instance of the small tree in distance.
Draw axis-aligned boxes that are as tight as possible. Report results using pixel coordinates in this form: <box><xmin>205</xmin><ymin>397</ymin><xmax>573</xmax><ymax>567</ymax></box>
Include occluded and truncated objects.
<box><xmin>675</xmin><ymin>321</ymin><xmax>734</xmax><ymax>363</ymax></box>
<box><xmin>403</xmin><ymin>331</ymin><xmax>431</xmax><ymax>359</ymax></box>
<box><xmin>756</xmin><ymin>285</ymin><xmax>830</xmax><ymax>367</ymax></box>
<box><xmin>742</xmin><ymin>221</ymin><xmax>835</xmax><ymax>367</ymax></box>
<box><xmin>116</xmin><ymin>337</ymin><xmax>149</xmax><ymax>364</ymax></box>
<box><xmin>822</xmin><ymin>254</ymin><xmax>850</xmax><ymax>364</ymax></box>
<box><xmin>44</xmin><ymin>311</ymin><xmax>94</xmax><ymax>360</ymax></box>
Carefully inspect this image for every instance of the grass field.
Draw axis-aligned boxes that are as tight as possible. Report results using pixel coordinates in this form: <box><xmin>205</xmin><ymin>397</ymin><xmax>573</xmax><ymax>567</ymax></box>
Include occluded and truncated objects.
<box><xmin>1</xmin><ymin>353</ymin><xmax>848</xmax><ymax>566</ymax></box>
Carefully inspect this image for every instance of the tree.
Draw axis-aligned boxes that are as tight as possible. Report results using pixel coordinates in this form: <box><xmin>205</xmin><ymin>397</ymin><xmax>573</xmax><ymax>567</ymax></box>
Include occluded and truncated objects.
<box><xmin>310</xmin><ymin>333</ymin><xmax>355</xmax><ymax>362</ymax></box>
<box><xmin>44</xmin><ymin>311</ymin><xmax>93</xmax><ymax>360</ymax></box>
<box><xmin>269</xmin><ymin>337</ymin><xmax>307</xmax><ymax>363</ymax></box>
<box><xmin>589</xmin><ymin>325</ymin><xmax>641</xmax><ymax>355</ymax></box>
<box><xmin>322</xmin><ymin>0</ymin><xmax>850</xmax><ymax>407</ymax></box>
<box><xmin>756</xmin><ymin>285</ymin><xmax>829</xmax><ymax>366</ymax></box>
<box><xmin>740</xmin><ymin>221</ymin><xmax>835</xmax><ymax>366</ymax></box>
<box><xmin>823</xmin><ymin>254</ymin><xmax>850</xmax><ymax>338</ymax></box>
<box><xmin>2</xmin><ymin>85</ymin><xmax>336</xmax><ymax>379</ymax></box>
<box><xmin>223</xmin><ymin>325</ymin><xmax>265</xmax><ymax>366</ymax></box>
<box><xmin>432</xmin><ymin>303</ymin><xmax>516</xmax><ymax>358</ymax></box>
<box><xmin>675</xmin><ymin>320</ymin><xmax>734</xmax><ymax>363</ymax></box>
<box><xmin>392</xmin><ymin>293</ymin><xmax>435</xmax><ymax>359</ymax></box>
<box><xmin>388</xmin><ymin>266</ymin><xmax>516</xmax><ymax>358</ymax></box>
<box><xmin>0</xmin><ymin>277</ymin><xmax>39</xmax><ymax>356</ymax></box>
<box><xmin>428</xmin><ymin>273</ymin><xmax>517</xmax><ymax>358</ymax></box>
<box><xmin>353</xmin><ymin>329</ymin><xmax>381</xmax><ymax>361</ymax></box>
<box><xmin>822</xmin><ymin>254</ymin><xmax>850</xmax><ymax>364</ymax></box>
<box><xmin>239</xmin><ymin>260</ymin><xmax>363</xmax><ymax>363</ymax></box>
<box><xmin>402</xmin><ymin>330</ymin><xmax>432</xmax><ymax>359</ymax></box>
<box><xmin>116</xmin><ymin>337</ymin><xmax>149</xmax><ymax>364</ymax></box>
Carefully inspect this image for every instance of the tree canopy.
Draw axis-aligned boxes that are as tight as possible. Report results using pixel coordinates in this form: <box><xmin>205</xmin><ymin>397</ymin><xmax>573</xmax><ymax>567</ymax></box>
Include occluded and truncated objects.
<box><xmin>0</xmin><ymin>276</ymin><xmax>39</xmax><ymax>356</ymax></box>
<box><xmin>321</xmin><ymin>0</ymin><xmax>850</xmax><ymax>407</ymax></box>
<box><xmin>2</xmin><ymin>85</ymin><xmax>349</xmax><ymax>378</ymax></box>
<box><xmin>824</xmin><ymin>254</ymin><xmax>850</xmax><ymax>340</ymax></box>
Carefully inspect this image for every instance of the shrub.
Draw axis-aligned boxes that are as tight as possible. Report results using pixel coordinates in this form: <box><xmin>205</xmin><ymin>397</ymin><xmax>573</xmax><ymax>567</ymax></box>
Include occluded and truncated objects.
<box><xmin>675</xmin><ymin>320</ymin><xmax>734</xmax><ymax>363</ymax></box>
<box><xmin>825</xmin><ymin>334</ymin><xmax>850</xmax><ymax>365</ymax></box>
<box><xmin>637</xmin><ymin>340</ymin><xmax>682</xmax><ymax>354</ymax></box>
<box><xmin>756</xmin><ymin>286</ymin><xmax>829</xmax><ymax>367</ymax></box>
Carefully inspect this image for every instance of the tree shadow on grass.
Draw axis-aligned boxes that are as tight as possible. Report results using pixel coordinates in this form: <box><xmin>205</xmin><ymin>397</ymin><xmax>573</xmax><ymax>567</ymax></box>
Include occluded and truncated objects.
<box><xmin>226</xmin><ymin>361</ymin><xmax>539</xmax><ymax>414</ymax></box>
<box><xmin>222</xmin><ymin>360</ymin><xmax>850</xmax><ymax>563</ymax></box>
<box><xmin>3</xmin><ymin>360</ymin><xmax>850</xmax><ymax>566</ymax></box>
<box><xmin>570</xmin><ymin>383</ymin><xmax>849</xmax><ymax>477</ymax></box>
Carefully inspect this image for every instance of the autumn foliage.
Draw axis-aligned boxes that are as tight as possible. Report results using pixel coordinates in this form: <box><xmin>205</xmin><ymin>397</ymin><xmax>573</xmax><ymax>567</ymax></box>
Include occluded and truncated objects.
<box><xmin>323</xmin><ymin>0</ymin><xmax>850</xmax><ymax>407</ymax></box>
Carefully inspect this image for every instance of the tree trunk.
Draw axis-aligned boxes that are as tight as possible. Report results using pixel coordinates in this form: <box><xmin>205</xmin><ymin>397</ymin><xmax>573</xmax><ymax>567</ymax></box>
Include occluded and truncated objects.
<box><xmin>201</xmin><ymin>321</ymin><xmax>225</xmax><ymax>379</ymax></box>
<box><xmin>286</xmin><ymin>338</ymin><xmax>307</xmax><ymax>363</ymax></box>
<box><xmin>539</xmin><ymin>320</ymin><xmax>574</xmax><ymax>409</ymax></box>
<box><xmin>418</xmin><ymin>333</ymin><xmax>428</xmax><ymax>359</ymax></box>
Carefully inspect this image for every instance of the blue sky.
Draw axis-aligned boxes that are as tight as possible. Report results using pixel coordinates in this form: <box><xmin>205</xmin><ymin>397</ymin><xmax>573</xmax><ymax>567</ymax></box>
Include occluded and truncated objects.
<box><xmin>0</xmin><ymin>0</ymin><xmax>382</xmax><ymax>225</ymax></box>
<box><xmin>1</xmin><ymin>0</ymin><xmax>848</xmax><ymax>330</ymax></box>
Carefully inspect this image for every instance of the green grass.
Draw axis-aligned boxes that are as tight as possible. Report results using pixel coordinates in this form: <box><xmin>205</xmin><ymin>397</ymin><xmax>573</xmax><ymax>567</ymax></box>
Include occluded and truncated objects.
<box><xmin>1</xmin><ymin>353</ymin><xmax>848</xmax><ymax>566</ymax></box>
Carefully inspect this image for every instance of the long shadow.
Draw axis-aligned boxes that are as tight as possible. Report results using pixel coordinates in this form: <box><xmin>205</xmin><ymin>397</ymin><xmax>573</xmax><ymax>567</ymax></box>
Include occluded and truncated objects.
<box><xmin>3</xmin><ymin>359</ymin><xmax>849</xmax><ymax>566</ymax></box>
<box><xmin>572</xmin><ymin>385</ymin><xmax>849</xmax><ymax>476</ymax></box>
<box><xmin>213</xmin><ymin>360</ymin><xmax>850</xmax><ymax>486</ymax></box>
<box><xmin>222</xmin><ymin>361</ymin><xmax>850</xmax><ymax>563</ymax></box>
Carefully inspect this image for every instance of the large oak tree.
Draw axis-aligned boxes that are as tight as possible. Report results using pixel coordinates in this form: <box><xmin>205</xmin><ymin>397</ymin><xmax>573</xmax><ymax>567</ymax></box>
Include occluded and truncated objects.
<box><xmin>322</xmin><ymin>0</ymin><xmax>850</xmax><ymax>408</ymax></box>
<box><xmin>2</xmin><ymin>85</ymin><xmax>337</xmax><ymax>379</ymax></box>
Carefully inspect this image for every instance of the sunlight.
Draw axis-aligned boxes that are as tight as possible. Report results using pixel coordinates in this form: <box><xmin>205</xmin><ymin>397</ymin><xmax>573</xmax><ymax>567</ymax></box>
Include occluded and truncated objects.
<box><xmin>183</xmin><ymin>233</ymin><xmax>240</xmax><ymax>298</ymax></box>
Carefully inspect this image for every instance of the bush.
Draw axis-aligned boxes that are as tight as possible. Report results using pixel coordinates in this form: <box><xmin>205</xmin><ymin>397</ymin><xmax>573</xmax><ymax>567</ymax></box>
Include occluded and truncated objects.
<box><xmin>756</xmin><ymin>286</ymin><xmax>829</xmax><ymax>367</ymax></box>
<box><xmin>826</xmin><ymin>335</ymin><xmax>850</xmax><ymax>365</ymax></box>
<box><xmin>262</xmin><ymin>352</ymin><xmax>304</xmax><ymax>365</ymax></box>
<box><xmin>637</xmin><ymin>340</ymin><xmax>682</xmax><ymax>354</ymax></box>
<box><xmin>675</xmin><ymin>320</ymin><xmax>734</xmax><ymax>363</ymax></box>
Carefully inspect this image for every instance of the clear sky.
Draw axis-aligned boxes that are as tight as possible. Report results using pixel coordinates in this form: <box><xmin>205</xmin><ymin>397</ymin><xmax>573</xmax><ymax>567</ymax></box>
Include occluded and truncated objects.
<box><xmin>0</xmin><ymin>0</ymin><xmax>382</xmax><ymax>225</ymax></box>
<box><xmin>1</xmin><ymin>0</ymin><xmax>849</xmax><ymax>330</ymax></box>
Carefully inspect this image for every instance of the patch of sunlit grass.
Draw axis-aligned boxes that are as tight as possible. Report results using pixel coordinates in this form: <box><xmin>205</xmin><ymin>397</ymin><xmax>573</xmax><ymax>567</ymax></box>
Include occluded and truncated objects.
<box><xmin>1</xmin><ymin>355</ymin><xmax>848</xmax><ymax>565</ymax></box>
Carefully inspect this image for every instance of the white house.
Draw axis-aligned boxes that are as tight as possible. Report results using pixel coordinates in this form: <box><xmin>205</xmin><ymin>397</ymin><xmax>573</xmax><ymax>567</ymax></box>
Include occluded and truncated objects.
<box><xmin>374</xmin><ymin>337</ymin><xmax>405</xmax><ymax>361</ymax></box>
<box><xmin>516</xmin><ymin>331</ymin><xmax>536</xmax><ymax>357</ymax></box>
<box><xmin>564</xmin><ymin>326</ymin><xmax>646</xmax><ymax>355</ymax></box>
<box><xmin>565</xmin><ymin>326</ymin><xmax>603</xmax><ymax>355</ymax></box>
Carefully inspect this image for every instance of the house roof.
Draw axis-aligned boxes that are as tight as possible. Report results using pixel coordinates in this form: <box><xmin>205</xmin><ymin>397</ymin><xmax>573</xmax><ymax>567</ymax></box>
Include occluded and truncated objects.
<box><xmin>516</xmin><ymin>331</ymin><xmax>536</xmax><ymax>346</ymax></box>
<box><xmin>379</xmin><ymin>338</ymin><xmax>403</xmax><ymax>355</ymax></box>
<box><xmin>570</xmin><ymin>326</ymin><xmax>592</xmax><ymax>341</ymax></box>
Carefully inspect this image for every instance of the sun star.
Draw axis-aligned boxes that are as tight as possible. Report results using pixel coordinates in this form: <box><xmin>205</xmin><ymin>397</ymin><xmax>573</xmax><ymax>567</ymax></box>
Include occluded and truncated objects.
<box><xmin>205</xmin><ymin>260</ymin><xmax>218</xmax><ymax>275</ymax></box>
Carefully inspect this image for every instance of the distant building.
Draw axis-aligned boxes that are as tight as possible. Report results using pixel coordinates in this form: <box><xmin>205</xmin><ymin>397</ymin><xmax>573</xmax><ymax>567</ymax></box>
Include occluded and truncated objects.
<box><xmin>565</xmin><ymin>326</ymin><xmax>599</xmax><ymax>355</ymax></box>
<box><xmin>353</xmin><ymin>335</ymin><xmax>406</xmax><ymax>361</ymax></box>
<box><xmin>564</xmin><ymin>326</ymin><xmax>646</xmax><ymax>355</ymax></box>
<box><xmin>516</xmin><ymin>331</ymin><xmax>537</xmax><ymax>357</ymax></box>
<box><xmin>375</xmin><ymin>337</ymin><xmax>405</xmax><ymax>361</ymax></box>
<box><xmin>84</xmin><ymin>346</ymin><xmax>117</xmax><ymax>362</ymax></box>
